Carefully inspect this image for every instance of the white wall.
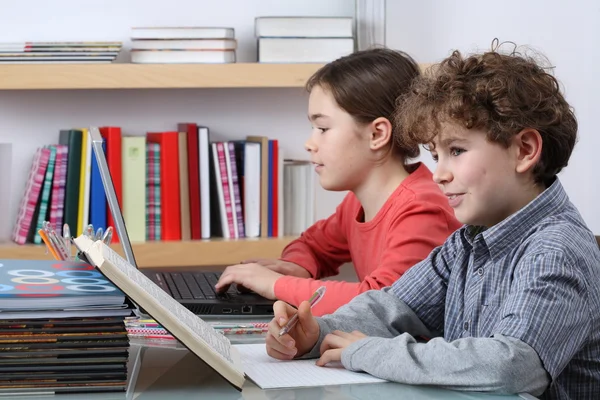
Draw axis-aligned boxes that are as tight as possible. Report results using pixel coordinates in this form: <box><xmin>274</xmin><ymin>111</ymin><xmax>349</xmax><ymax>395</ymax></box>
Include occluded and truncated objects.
<box><xmin>0</xmin><ymin>0</ymin><xmax>353</xmax><ymax>235</ymax></box>
<box><xmin>386</xmin><ymin>0</ymin><xmax>600</xmax><ymax>233</ymax></box>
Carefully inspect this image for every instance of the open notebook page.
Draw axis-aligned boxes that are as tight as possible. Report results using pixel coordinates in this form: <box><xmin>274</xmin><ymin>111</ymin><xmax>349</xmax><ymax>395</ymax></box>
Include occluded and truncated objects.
<box><xmin>234</xmin><ymin>343</ymin><xmax>386</xmax><ymax>389</ymax></box>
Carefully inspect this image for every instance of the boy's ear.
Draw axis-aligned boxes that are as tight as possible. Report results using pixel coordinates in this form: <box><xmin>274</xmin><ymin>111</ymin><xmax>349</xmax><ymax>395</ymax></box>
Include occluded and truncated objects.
<box><xmin>514</xmin><ymin>128</ymin><xmax>543</xmax><ymax>174</ymax></box>
<box><xmin>369</xmin><ymin>117</ymin><xmax>393</xmax><ymax>151</ymax></box>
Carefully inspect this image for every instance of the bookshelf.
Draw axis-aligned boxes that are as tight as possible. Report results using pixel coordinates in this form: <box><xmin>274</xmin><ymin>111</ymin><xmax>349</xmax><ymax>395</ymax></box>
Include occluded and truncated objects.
<box><xmin>0</xmin><ymin>63</ymin><xmax>324</xmax><ymax>90</ymax></box>
<box><xmin>0</xmin><ymin>62</ymin><xmax>324</xmax><ymax>266</ymax></box>
<box><xmin>0</xmin><ymin>237</ymin><xmax>296</xmax><ymax>268</ymax></box>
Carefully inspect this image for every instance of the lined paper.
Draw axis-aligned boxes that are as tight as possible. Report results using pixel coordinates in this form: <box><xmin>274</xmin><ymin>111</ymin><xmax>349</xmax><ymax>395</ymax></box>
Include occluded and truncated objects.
<box><xmin>234</xmin><ymin>343</ymin><xmax>386</xmax><ymax>389</ymax></box>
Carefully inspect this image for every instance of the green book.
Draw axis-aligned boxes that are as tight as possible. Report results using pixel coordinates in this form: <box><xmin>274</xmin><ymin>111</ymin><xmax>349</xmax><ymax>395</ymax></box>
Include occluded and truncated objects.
<box><xmin>58</xmin><ymin>129</ymin><xmax>83</xmax><ymax>234</ymax></box>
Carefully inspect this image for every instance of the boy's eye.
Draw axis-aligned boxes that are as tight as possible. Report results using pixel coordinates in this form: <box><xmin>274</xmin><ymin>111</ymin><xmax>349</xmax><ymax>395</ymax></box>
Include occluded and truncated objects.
<box><xmin>450</xmin><ymin>147</ymin><xmax>465</xmax><ymax>156</ymax></box>
<box><xmin>431</xmin><ymin>153</ymin><xmax>439</xmax><ymax>163</ymax></box>
<box><xmin>317</xmin><ymin>127</ymin><xmax>329</xmax><ymax>133</ymax></box>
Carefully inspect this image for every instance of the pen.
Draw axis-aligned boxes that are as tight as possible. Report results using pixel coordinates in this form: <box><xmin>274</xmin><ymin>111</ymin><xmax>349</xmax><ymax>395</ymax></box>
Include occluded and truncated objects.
<box><xmin>63</xmin><ymin>223</ymin><xmax>72</xmax><ymax>260</ymax></box>
<box><xmin>278</xmin><ymin>286</ymin><xmax>326</xmax><ymax>337</ymax></box>
<box><xmin>102</xmin><ymin>226</ymin><xmax>113</xmax><ymax>245</ymax></box>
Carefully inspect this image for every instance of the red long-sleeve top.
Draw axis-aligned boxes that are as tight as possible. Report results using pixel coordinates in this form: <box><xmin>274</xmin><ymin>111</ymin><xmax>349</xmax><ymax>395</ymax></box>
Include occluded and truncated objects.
<box><xmin>275</xmin><ymin>163</ymin><xmax>461</xmax><ymax>316</ymax></box>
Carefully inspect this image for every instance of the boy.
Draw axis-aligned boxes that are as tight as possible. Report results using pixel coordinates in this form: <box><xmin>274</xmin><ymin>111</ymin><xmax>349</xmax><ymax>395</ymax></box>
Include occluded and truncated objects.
<box><xmin>265</xmin><ymin>45</ymin><xmax>600</xmax><ymax>399</ymax></box>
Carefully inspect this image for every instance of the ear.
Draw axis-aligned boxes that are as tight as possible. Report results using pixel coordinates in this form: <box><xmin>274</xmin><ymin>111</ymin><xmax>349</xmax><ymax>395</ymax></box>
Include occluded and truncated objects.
<box><xmin>513</xmin><ymin>128</ymin><xmax>543</xmax><ymax>174</ymax></box>
<box><xmin>369</xmin><ymin>117</ymin><xmax>393</xmax><ymax>151</ymax></box>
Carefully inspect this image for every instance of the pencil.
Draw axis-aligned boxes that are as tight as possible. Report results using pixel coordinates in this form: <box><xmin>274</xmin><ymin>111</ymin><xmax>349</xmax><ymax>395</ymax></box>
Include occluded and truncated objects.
<box><xmin>38</xmin><ymin>229</ymin><xmax>61</xmax><ymax>260</ymax></box>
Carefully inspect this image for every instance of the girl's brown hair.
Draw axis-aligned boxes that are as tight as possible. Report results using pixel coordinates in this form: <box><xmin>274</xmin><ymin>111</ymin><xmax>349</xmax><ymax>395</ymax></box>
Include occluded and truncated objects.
<box><xmin>395</xmin><ymin>42</ymin><xmax>578</xmax><ymax>186</ymax></box>
<box><xmin>306</xmin><ymin>48</ymin><xmax>421</xmax><ymax>163</ymax></box>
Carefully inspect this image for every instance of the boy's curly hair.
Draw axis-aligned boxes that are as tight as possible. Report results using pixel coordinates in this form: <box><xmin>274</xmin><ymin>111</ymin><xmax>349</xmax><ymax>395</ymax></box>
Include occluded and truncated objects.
<box><xmin>394</xmin><ymin>41</ymin><xmax>578</xmax><ymax>186</ymax></box>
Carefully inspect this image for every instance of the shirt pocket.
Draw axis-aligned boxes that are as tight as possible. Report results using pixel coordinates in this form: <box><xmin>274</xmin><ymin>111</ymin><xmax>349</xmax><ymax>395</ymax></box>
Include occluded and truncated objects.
<box><xmin>479</xmin><ymin>292</ymin><xmax>506</xmax><ymax>335</ymax></box>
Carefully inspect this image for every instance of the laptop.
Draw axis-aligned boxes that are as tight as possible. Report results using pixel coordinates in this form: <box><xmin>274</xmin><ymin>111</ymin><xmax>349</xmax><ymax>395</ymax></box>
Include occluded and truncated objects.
<box><xmin>88</xmin><ymin>127</ymin><xmax>275</xmax><ymax>317</ymax></box>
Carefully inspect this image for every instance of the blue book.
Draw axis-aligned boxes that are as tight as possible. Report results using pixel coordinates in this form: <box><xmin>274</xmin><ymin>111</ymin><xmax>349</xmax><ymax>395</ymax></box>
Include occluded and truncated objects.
<box><xmin>89</xmin><ymin>140</ymin><xmax>107</xmax><ymax>232</ymax></box>
<box><xmin>0</xmin><ymin>259</ymin><xmax>125</xmax><ymax>310</ymax></box>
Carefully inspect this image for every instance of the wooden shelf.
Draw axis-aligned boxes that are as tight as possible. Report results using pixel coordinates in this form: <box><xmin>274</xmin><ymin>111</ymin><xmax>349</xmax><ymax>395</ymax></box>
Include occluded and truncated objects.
<box><xmin>0</xmin><ymin>237</ymin><xmax>296</xmax><ymax>269</ymax></box>
<box><xmin>0</xmin><ymin>63</ymin><xmax>325</xmax><ymax>90</ymax></box>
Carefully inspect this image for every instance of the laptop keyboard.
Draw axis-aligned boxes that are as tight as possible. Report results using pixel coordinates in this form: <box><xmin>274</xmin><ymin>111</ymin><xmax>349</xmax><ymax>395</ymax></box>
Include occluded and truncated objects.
<box><xmin>159</xmin><ymin>272</ymin><xmax>238</xmax><ymax>300</ymax></box>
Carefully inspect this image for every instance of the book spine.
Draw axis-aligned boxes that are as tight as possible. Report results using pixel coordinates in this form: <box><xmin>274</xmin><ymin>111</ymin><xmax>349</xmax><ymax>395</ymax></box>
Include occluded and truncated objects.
<box><xmin>99</xmin><ymin>126</ymin><xmax>122</xmax><ymax>243</ymax></box>
<box><xmin>33</xmin><ymin>145</ymin><xmax>57</xmax><ymax>244</ymax></box>
<box><xmin>12</xmin><ymin>148</ymin><xmax>50</xmax><ymax>244</ymax></box>
<box><xmin>216</xmin><ymin>142</ymin><xmax>235</xmax><ymax>239</ymax></box>
<box><xmin>227</xmin><ymin>142</ymin><xmax>245</xmax><ymax>238</ymax></box>
<box><xmin>177</xmin><ymin>132</ymin><xmax>191</xmax><ymax>241</ymax></box>
<box><xmin>146</xmin><ymin>143</ymin><xmax>161</xmax><ymax>241</ymax></box>
<box><xmin>180</xmin><ymin>123</ymin><xmax>201</xmax><ymax>240</ymax></box>
<box><xmin>49</xmin><ymin>145</ymin><xmax>68</xmax><ymax>235</ymax></box>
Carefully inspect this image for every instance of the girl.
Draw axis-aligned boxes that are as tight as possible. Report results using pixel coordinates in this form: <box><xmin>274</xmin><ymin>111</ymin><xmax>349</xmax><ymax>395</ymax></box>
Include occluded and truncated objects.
<box><xmin>216</xmin><ymin>48</ymin><xmax>461</xmax><ymax>316</ymax></box>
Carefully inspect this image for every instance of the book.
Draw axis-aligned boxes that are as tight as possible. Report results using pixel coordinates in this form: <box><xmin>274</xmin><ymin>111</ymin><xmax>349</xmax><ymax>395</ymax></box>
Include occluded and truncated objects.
<box><xmin>58</xmin><ymin>129</ymin><xmax>82</xmax><ymax>235</ymax></box>
<box><xmin>254</xmin><ymin>17</ymin><xmax>353</xmax><ymax>38</ymax></box>
<box><xmin>49</xmin><ymin>144</ymin><xmax>68</xmax><ymax>236</ymax></box>
<box><xmin>121</xmin><ymin>136</ymin><xmax>147</xmax><ymax>243</ymax></box>
<box><xmin>146</xmin><ymin>132</ymin><xmax>181</xmax><ymax>241</ymax></box>
<box><xmin>131</xmin><ymin>27</ymin><xmax>235</xmax><ymax>40</ymax></box>
<box><xmin>131</xmin><ymin>49</ymin><xmax>236</xmax><ymax>64</ymax></box>
<box><xmin>198</xmin><ymin>126</ymin><xmax>211</xmax><ymax>239</ymax></box>
<box><xmin>32</xmin><ymin>146</ymin><xmax>56</xmax><ymax>244</ymax></box>
<box><xmin>258</xmin><ymin>37</ymin><xmax>354</xmax><ymax>63</ymax></box>
<box><xmin>99</xmin><ymin>127</ymin><xmax>122</xmax><ymax>243</ymax></box>
<box><xmin>11</xmin><ymin>147</ymin><xmax>50</xmax><ymax>245</ymax></box>
<box><xmin>72</xmin><ymin>235</ymin><xmax>245</xmax><ymax>390</ymax></box>
<box><xmin>131</xmin><ymin>39</ymin><xmax>236</xmax><ymax>50</ymax></box>
<box><xmin>246</xmin><ymin>136</ymin><xmax>270</xmax><ymax>238</ymax></box>
<box><xmin>178</xmin><ymin>123</ymin><xmax>201</xmax><ymax>240</ymax></box>
<box><xmin>0</xmin><ymin>259</ymin><xmax>125</xmax><ymax>310</ymax></box>
<box><xmin>177</xmin><ymin>132</ymin><xmax>191</xmax><ymax>241</ymax></box>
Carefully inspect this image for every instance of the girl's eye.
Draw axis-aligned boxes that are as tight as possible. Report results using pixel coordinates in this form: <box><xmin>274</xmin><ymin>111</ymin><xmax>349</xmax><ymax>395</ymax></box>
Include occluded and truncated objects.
<box><xmin>317</xmin><ymin>127</ymin><xmax>329</xmax><ymax>133</ymax></box>
<box><xmin>450</xmin><ymin>147</ymin><xmax>465</xmax><ymax>156</ymax></box>
<box><xmin>431</xmin><ymin>153</ymin><xmax>439</xmax><ymax>163</ymax></box>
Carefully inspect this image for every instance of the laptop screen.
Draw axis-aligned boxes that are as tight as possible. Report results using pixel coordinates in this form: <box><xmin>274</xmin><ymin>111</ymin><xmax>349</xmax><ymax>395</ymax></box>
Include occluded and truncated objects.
<box><xmin>89</xmin><ymin>127</ymin><xmax>138</xmax><ymax>268</ymax></box>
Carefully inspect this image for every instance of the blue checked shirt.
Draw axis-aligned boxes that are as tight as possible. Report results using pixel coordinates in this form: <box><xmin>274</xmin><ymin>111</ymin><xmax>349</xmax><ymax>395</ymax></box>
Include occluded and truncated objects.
<box><xmin>392</xmin><ymin>179</ymin><xmax>600</xmax><ymax>398</ymax></box>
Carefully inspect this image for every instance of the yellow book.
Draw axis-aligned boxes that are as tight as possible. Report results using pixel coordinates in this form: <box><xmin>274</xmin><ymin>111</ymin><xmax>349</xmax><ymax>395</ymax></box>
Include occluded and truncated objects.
<box><xmin>122</xmin><ymin>136</ymin><xmax>146</xmax><ymax>243</ymax></box>
<box><xmin>77</xmin><ymin>128</ymin><xmax>90</xmax><ymax>236</ymax></box>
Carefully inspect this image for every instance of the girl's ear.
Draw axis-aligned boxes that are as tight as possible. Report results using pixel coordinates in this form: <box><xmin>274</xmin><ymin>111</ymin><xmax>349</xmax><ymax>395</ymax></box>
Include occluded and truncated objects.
<box><xmin>369</xmin><ymin>117</ymin><xmax>393</xmax><ymax>151</ymax></box>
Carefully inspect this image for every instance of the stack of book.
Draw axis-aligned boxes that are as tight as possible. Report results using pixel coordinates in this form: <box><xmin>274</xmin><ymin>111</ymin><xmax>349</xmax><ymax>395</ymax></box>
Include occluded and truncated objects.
<box><xmin>130</xmin><ymin>27</ymin><xmax>236</xmax><ymax>64</ymax></box>
<box><xmin>0</xmin><ymin>42</ymin><xmax>122</xmax><ymax>64</ymax></box>
<box><xmin>255</xmin><ymin>17</ymin><xmax>354</xmax><ymax>63</ymax></box>
<box><xmin>0</xmin><ymin>259</ymin><xmax>133</xmax><ymax>396</ymax></box>
<box><xmin>12</xmin><ymin>125</ymin><xmax>316</xmax><ymax>246</ymax></box>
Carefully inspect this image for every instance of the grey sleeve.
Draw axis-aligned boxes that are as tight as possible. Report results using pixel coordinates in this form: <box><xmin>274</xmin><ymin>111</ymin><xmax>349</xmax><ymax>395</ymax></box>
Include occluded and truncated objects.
<box><xmin>303</xmin><ymin>287</ymin><xmax>438</xmax><ymax>358</ymax></box>
<box><xmin>341</xmin><ymin>332</ymin><xmax>549</xmax><ymax>396</ymax></box>
<box><xmin>304</xmin><ymin>287</ymin><xmax>549</xmax><ymax>396</ymax></box>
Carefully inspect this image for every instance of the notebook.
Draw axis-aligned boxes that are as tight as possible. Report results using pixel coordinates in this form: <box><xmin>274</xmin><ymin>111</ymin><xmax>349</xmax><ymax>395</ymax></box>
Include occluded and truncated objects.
<box><xmin>88</xmin><ymin>127</ymin><xmax>275</xmax><ymax>317</ymax></box>
<box><xmin>234</xmin><ymin>343</ymin><xmax>386</xmax><ymax>389</ymax></box>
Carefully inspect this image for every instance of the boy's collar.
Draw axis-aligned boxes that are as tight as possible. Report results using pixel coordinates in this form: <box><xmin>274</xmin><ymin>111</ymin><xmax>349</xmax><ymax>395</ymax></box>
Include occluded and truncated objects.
<box><xmin>462</xmin><ymin>178</ymin><xmax>568</xmax><ymax>261</ymax></box>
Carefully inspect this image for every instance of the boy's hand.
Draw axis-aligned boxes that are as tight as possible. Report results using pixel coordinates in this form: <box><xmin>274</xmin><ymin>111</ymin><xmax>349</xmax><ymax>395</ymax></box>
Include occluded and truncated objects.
<box><xmin>242</xmin><ymin>258</ymin><xmax>312</xmax><ymax>278</ymax></box>
<box><xmin>266</xmin><ymin>300</ymin><xmax>320</xmax><ymax>360</ymax></box>
<box><xmin>316</xmin><ymin>330</ymin><xmax>367</xmax><ymax>366</ymax></box>
<box><xmin>215</xmin><ymin>264</ymin><xmax>282</xmax><ymax>299</ymax></box>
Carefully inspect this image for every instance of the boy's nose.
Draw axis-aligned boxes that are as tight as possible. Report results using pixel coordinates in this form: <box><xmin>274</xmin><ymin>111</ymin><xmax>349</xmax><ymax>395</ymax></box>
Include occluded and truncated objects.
<box><xmin>433</xmin><ymin>163</ymin><xmax>452</xmax><ymax>185</ymax></box>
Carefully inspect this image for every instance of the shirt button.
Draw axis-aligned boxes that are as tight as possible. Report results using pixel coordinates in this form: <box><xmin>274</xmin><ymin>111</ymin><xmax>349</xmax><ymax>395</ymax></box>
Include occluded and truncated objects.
<box><xmin>463</xmin><ymin>321</ymin><xmax>469</xmax><ymax>330</ymax></box>
<box><xmin>477</xmin><ymin>268</ymin><xmax>484</xmax><ymax>276</ymax></box>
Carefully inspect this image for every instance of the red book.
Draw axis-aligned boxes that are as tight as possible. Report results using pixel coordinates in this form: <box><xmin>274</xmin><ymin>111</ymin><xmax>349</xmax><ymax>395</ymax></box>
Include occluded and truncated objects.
<box><xmin>99</xmin><ymin>126</ymin><xmax>122</xmax><ymax>243</ymax></box>
<box><xmin>178</xmin><ymin>123</ymin><xmax>201</xmax><ymax>240</ymax></box>
<box><xmin>147</xmin><ymin>132</ymin><xmax>181</xmax><ymax>241</ymax></box>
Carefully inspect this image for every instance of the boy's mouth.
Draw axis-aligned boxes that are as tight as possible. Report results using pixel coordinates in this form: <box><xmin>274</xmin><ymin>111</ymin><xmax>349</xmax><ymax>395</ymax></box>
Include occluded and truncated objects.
<box><xmin>445</xmin><ymin>193</ymin><xmax>465</xmax><ymax>207</ymax></box>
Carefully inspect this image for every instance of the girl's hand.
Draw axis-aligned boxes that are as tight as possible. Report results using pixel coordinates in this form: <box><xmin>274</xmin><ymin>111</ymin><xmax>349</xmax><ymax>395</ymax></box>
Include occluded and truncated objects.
<box><xmin>215</xmin><ymin>263</ymin><xmax>282</xmax><ymax>299</ymax></box>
